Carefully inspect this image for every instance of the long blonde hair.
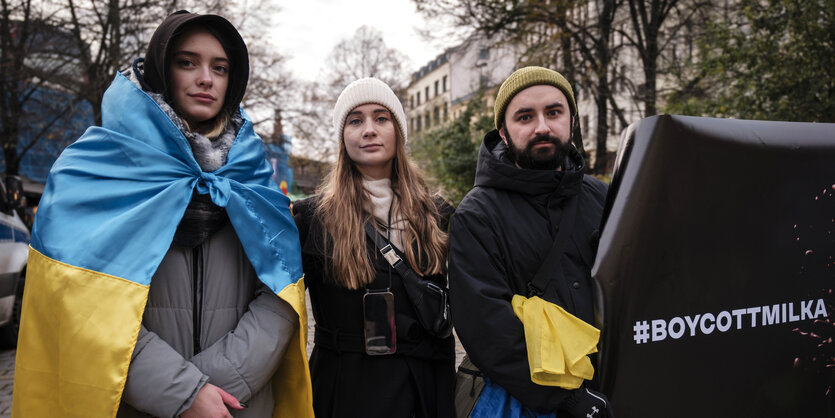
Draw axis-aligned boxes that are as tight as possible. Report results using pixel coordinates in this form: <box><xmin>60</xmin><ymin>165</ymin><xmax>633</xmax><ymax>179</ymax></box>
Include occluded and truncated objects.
<box><xmin>315</xmin><ymin>123</ymin><xmax>448</xmax><ymax>289</ymax></box>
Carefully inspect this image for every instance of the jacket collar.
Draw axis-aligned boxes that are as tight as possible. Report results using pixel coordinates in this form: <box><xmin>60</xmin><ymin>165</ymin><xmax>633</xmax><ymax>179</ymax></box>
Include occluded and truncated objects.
<box><xmin>474</xmin><ymin>129</ymin><xmax>585</xmax><ymax>197</ymax></box>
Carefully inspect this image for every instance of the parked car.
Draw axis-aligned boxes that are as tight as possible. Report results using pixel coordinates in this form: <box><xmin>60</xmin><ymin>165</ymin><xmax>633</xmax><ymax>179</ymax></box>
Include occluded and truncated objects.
<box><xmin>0</xmin><ymin>175</ymin><xmax>29</xmax><ymax>347</ymax></box>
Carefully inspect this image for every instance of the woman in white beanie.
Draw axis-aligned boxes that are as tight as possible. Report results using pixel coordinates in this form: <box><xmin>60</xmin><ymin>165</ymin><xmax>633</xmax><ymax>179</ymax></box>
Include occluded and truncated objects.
<box><xmin>293</xmin><ymin>77</ymin><xmax>455</xmax><ymax>417</ymax></box>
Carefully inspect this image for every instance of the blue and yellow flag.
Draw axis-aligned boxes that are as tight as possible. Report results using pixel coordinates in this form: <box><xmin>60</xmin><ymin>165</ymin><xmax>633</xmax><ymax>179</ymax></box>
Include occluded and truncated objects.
<box><xmin>12</xmin><ymin>72</ymin><xmax>312</xmax><ymax>417</ymax></box>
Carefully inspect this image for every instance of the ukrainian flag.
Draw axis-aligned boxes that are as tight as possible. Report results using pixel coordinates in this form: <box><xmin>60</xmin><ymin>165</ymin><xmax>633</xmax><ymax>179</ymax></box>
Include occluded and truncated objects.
<box><xmin>12</xmin><ymin>72</ymin><xmax>312</xmax><ymax>417</ymax></box>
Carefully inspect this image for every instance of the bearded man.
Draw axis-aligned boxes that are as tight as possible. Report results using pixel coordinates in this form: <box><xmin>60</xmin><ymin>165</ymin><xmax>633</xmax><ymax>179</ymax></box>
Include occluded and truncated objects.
<box><xmin>449</xmin><ymin>66</ymin><xmax>613</xmax><ymax>417</ymax></box>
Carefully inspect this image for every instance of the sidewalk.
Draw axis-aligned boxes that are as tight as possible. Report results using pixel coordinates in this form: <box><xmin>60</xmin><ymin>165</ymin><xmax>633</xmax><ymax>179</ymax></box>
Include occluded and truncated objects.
<box><xmin>0</xmin><ymin>349</ymin><xmax>14</xmax><ymax>417</ymax></box>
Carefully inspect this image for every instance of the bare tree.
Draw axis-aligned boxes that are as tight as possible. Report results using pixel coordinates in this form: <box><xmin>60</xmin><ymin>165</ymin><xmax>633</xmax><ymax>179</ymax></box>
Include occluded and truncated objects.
<box><xmin>413</xmin><ymin>0</ymin><xmax>625</xmax><ymax>174</ymax></box>
<box><xmin>0</xmin><ymin>0</ymin><xmax>87</xmax><ymax>175</ymax></box>
<box><xmin>57</xmin><ymin>0</ymin><xmax>168</xmax><ymax>126</ymax></box>
<box><xmin>323</xmin><ymin>25</ymin><xmax>411</xmax><ymax>94</ymax></box>
<box><xmin>242</xmin><ymin>41</ymin><xmax>294</xmax><ymax>130</ymax></box>
<box><xmin>570</xmin><ymin>0</ymin><xmax>623</xmax><ymax>173</ymax></box>
<box><xmin>415</xmin><ymin>0</ymin><xmax>590</xmax><ymax>158</ymax></box>
<box><xmin>413</xmin><ymin>0</ymin><xmax>722</xmax><ymax>173</ymax></box>
<box><xmin>621</xmin><ymin>0</ymin><xmax>711</xmax><ymax>116</ymax></box>
<box><xmin>286</xmin><ymin>81</ymin><xmax>338</xmax><ymax>162</ymax></box>
<box><xmin>2</xmin><ymin>0</ymin><xmax>297</xmax><ymax>174</ymax></box>
<box><xmin>286</xmin><ymin>25</ymin><xmax>412</xmax><ymax>163</ymax></box>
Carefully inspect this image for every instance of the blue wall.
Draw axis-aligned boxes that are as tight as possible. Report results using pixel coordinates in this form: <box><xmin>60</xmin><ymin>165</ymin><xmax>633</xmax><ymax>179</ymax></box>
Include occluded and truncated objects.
<box><xmin>3</xmin><ymin>85</ymin><xmax>295</xmax><ymax>198</ymax></box>
<box><xmin>0</xmin><ymin>85</ymin><xmax>93</xmax><ymax>182</ymax></box>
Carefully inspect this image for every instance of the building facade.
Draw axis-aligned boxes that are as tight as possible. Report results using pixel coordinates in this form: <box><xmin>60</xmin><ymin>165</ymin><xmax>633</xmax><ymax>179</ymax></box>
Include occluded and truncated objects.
<box><xmin>407</xmin><ymin>52</ymin><xmax>451</xmax><ymax>136</ymax></box>
<box><xmin>406</xmin><ymin>36</ymin><xmax>520</xmax><ymax>139</ymax></box>
<box><xmin>405</xmin><ymin>0</ymin><xmax>702</xmax><ymax>174</ymax></box>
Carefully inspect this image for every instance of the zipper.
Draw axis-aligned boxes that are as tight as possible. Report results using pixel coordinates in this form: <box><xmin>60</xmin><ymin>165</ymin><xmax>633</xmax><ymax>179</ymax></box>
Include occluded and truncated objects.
<box><xmin>192</xmin><ymin>245</ymin><xmax>203</xmax><ymax>355</ymax></box>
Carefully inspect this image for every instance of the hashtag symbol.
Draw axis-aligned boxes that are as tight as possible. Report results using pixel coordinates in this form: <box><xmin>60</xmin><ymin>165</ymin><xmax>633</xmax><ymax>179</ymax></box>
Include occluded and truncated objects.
<box><xmin>633</xmin><ymin>321</ymin><xmax>650</xmax><ymax>344</ymax></box>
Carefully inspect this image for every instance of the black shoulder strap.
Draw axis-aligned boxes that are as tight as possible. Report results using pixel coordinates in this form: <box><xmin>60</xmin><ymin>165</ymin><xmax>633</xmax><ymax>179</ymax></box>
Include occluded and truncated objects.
<box><xmin>527</xmin><ymin>193</ymin><xmax>580</xmax><ymax>297</ymax></box>
<box><xmin>363</xmin><ymin>223</ymin><xmax>420</xmax><ymax>281</ymax></box>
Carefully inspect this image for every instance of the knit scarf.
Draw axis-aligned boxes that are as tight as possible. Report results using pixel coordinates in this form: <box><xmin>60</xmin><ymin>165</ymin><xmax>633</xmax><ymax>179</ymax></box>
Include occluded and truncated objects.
<box><xmin>128</xmin><ymin>66</ymin><xmax>234</xmax><ymax>248</ymax></box>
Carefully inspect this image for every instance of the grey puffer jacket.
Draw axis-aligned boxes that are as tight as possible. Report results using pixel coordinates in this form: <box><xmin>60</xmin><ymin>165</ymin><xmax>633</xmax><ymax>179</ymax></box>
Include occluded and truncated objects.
<box><xmin>117</xmin><ymin>222</ymin><xmax>298</xmax><ymax>417</ymax></box>
<box><xmin>114</xmin><ymin>11</ymin><xmax>298</xmax><ymax>415</ymax></box>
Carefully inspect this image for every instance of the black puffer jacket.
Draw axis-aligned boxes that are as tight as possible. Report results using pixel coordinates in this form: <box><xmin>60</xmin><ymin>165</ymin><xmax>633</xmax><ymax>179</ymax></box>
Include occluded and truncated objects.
<box><xmin>448</xmin><ymin>130</ymin><xmax>608</xmax><ymax>412</ymax></box>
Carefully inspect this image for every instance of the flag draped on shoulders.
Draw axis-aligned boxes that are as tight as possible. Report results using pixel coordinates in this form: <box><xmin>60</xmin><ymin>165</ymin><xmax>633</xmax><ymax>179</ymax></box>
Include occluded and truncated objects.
<box><xmin>12</xmin><ymin>72</ymin><xmax>311</xmax><ymax>417</ymax></box>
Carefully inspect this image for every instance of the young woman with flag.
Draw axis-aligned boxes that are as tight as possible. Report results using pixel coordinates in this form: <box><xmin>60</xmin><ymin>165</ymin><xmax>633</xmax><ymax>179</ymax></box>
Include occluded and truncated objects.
<box><xmin>293</xmin><ymin>78</ymin><xmax>456</xmax><ymax>418</ymax></box>
<box><xmin>13</xmin><ymin>11</ymin><xmax>311</xmax><ymax>418</ymax></box>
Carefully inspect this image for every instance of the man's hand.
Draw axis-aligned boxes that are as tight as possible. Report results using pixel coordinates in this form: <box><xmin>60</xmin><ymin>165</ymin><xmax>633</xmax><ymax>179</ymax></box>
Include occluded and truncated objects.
<box><xmin>181</xmin><ymin>383</ymin><xmax>244</xmax><ymax>418</ymax></box>
<box><xmin>560</xmin><ymin>387</ymin><xmax>614</xmax><ymax>418</ymax></box>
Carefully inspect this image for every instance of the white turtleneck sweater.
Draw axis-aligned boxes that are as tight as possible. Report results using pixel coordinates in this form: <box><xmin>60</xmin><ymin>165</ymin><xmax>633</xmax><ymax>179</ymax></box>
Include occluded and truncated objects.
<box><xmin>362</xmin><ymin>176</ymin><xmax>408</xmax><ymax>250</ymax></box>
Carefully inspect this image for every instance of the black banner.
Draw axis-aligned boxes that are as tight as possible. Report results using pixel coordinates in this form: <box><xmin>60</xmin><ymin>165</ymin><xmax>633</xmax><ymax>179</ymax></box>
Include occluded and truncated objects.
<box><xmin>594</xmin><ymin>115</ymin><xmax>834</xmax><ymax>417</ymax></box>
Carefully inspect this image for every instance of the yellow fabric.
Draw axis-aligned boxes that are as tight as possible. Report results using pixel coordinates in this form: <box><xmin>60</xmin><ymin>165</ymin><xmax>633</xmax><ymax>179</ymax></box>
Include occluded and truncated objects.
<box><xmin>273</xmin><ymin>276</ymin><xmax>314</xmax><ymax>417</ymax></box>
<box><xmin>12</xmin><ymin>248</ymin><xmax>148</xmax><ymax>417</ymax></box>
<box><xmin>13</xmin><ymin>248</ymin><xmax>314</xmax><ymax>418</ymax></box>
<box><xmin>511</xmin><ymin>294</ymin><xmax>600</xmax><ymax>389</ymax></box>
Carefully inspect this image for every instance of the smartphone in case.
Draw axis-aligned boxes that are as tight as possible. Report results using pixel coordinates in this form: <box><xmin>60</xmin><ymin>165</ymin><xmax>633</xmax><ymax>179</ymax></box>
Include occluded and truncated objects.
<box><xmin>363</xmin><ymin>290</ymin><xmax>396</xmax><ymax>355</ymax></box>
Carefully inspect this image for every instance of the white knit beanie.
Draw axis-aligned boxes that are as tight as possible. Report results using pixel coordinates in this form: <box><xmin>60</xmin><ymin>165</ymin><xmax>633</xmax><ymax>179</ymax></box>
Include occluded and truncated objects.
<box><xmin>332</xmin><ymin>77</ymin><xmax>408</xmax><ymax>144</ymax></box>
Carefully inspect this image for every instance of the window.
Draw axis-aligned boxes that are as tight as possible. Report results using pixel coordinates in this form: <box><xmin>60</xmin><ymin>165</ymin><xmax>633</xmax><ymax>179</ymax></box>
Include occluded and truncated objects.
<box><xmin>425</xmin><ymin>113</ymin><xmax>431</xmax><ymax>129</ymax></box>
<box><xmin>417</xmin><ymin>92</ymin><xmax>421</xmax><ymax>106</ymax></box>
<box><xmin>443</xmin><ymin>103</ymin><xmax>448</xmax><ymax>121</ymax></box>
<box><xmin>425</xmin><ymin>86</ymin><xmax>430</xmax><ymax>101</ymax></box>
<box><xmin>443</xmin><ymin>76</ymin><xmax>448</xmax><ymax>92</ymax></box>
<box><xmin>479</xmin><ymin>47</ymin><xmax>489</xmax><ymax>60</ymax></box>
<box><xmin>416</xmin><ymin>116</ymin><xmax>422</xmax><ymax>132</ymax></box>
<box><xmin>433</xmin><ymin>107</ymin><xmax>440</xmax><ymax>125</ymax></box>
<box><xmin>434</xmin><ymin>80</ymin><xmax>439</xmax><ymax>96</ymax></box>
<box><xmin>410</xmin><ymin>95</ymin><xmax>414</xmax><ymax>109</ymax></box>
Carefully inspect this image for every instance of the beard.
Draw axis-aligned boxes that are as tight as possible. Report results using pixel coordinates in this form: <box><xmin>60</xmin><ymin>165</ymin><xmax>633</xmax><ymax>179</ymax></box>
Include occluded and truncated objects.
<box><xmin>505</xmin><ymin>131</ymin><xmax>572</xmax><ymax>170</ymax></box>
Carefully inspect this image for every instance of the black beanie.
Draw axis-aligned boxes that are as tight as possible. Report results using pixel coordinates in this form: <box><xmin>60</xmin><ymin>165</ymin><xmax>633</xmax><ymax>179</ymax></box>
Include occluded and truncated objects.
<box><xmin>143</xmin><ymin>10</ymin><xmax>249</xmax><ymax>115</ymax></box>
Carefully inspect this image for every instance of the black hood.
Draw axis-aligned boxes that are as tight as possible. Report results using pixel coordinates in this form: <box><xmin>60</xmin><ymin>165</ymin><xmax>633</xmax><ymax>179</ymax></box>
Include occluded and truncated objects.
<box><xmin>143</xmin><ymin>10</ymin><xmax>249</xmax><ymax>115</ymax></box>
<box><xmin>474</xmin><ymin>129</ymin><xmax>585</xmax><ymax>197</ymax></box>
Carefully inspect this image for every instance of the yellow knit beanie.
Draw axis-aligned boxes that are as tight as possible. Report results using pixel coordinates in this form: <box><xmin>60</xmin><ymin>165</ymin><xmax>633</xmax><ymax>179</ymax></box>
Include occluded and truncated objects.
<box><xmin>494</xmin><ymin>66</ymin><xmax>577</xmax><ymax>130</ymax></box>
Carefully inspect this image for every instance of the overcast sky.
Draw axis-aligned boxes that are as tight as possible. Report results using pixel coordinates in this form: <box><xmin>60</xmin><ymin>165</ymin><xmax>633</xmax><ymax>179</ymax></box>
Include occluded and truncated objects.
<box><xmin>267</xmin><ymin>0</ymin><xmax>450</xmax><ymax>82</ymax></box>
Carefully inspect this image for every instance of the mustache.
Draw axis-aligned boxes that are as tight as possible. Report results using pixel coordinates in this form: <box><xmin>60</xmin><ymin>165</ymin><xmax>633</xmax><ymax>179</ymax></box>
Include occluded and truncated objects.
<box><xmin>526</xmin><ymin>134</ymin><xmax>560</xmax><ymax>150</ymax></box>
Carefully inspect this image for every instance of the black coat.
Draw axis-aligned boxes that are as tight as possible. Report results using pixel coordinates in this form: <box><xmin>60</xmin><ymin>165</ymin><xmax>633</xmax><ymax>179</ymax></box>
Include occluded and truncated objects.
<box><xmin>293</xmin><ymin>197</ymin><xmax>455</xmax><ymax>418</ymax></box>
<box><xmin>448</xmin><ymin>130</ymin><xmax>608</xmax><ymax>413</ymax></box>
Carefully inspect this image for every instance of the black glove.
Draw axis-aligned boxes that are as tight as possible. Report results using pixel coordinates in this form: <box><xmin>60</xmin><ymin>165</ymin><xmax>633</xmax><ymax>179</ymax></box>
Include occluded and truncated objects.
<box><xmin>560</xmin><ymin>388</ymin><xmax>614</xmax><ymax>418</ymax></box>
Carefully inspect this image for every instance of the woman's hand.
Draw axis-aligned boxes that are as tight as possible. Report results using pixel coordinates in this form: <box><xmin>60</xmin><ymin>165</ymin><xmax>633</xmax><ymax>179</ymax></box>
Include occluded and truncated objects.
<box><xmin>181</xmin><ymin>383</ymin><xmax>244</xmax><ymax>418</ymax></box>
